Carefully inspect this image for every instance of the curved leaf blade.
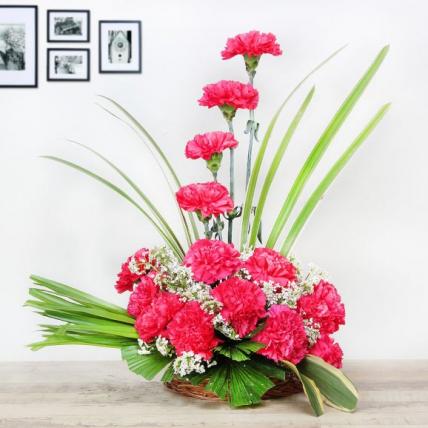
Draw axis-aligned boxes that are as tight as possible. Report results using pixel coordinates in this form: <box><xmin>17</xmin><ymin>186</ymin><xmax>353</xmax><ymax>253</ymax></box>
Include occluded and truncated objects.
<box><xmin>248</xmin><ymin>86</ymin><xmax>315</xmax><ymax>247</ymax></box>
<box><xmin>283</xmin><ymin>360</ymin><xmax>324</xmax><ymax>417</ymax></box>
<box><xmin>97</xmin><ymin>95</ymin><xmax>199</xmax><ymax>243</ymax></box>
<box><xmin>240</xmin><ymin>45</ymin><xmax>347</xmax><ymax>250</ymax></box>
<box><xmin>42</xmin><ymin>156</ymin><xmax>184</xmax><ymax>259</ymax></box>
<box><xmin>280</xmin><ymin>103</ymin><xmax>390</xmax><ymax>254</ymax></box>
<box><xmin>298</xmin><ymin>355</ymin><xmax>359</xmax><ymax>412</ymax></box>
<box><xmin>67</xmin><ymin>140</ymin><xmax>184</xmax><ymax>256</ymax></box>
<box><xmin>267</xmin><ymin>45</ymin><xmax>389</xmax><ymax>248</ymax></box>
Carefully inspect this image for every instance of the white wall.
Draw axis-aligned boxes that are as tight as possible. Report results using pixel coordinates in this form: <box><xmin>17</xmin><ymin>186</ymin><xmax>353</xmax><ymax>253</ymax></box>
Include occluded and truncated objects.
<box><xmin>1</xmin><ymin>0</ymin><xmax>427</xmax><ymax>361</ymax></box>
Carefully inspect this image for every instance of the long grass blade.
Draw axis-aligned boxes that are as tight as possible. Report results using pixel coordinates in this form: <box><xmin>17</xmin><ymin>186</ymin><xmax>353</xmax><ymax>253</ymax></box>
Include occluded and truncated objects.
<box><xmin>280</xmin><ymin>103</ymin><xmax>390</xmax><ymax>255</ymax></box>
<box><xmin>97</xmin><ymin>95</ymin><xmax>199</xmax><ymax>243</ymax></box>
<box><xmin>28</xmin><ymin>288</ymin><xmax>135</xmax><ymax>324</ymax></box>
<box><xmin>42</xmin><ymin>156</ymin><xmax>184</xmax><ymax>259</ymax></box>
<box><xmin>248</xmin><ymin>87</ymin><xmax>315</xmax><ymax>247</ymax></box>
<box><xmin>67</xmin><ymin>140</ymin><xmax>184</xmax><ymax>255</ymax></box>
<box><xmin>240</xmin><ymin>45</ymin><xmax>347</xmax><ymax>250</ymax></box>
<box><xmin>30</xmin><ymin>275</ymin><xmax>127</xmax><ymax>314</ymax></box>
<box><xmin>267</xmin><ymin>46</ymin><xmax>389</xmax><ymax>248</ymax></box>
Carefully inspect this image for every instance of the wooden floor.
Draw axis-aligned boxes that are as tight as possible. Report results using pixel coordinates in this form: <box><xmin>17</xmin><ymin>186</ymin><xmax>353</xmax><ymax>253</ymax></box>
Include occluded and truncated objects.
<box><xmin>1</xmin><ymin>360</ymin><xmax>427</xmax><ymax>427</ymax></box>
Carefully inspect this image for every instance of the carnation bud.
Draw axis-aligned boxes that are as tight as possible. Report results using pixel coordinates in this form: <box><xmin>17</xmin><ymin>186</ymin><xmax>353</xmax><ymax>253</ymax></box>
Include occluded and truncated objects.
<box><xmin>206</xmin><ymin>152</ymin><xmax>223</xmax><ymax>174</ymax></box>
<box><xmin>219</xmin><ymin>104</ymin><xmax>237</xmax><ymax>122</ymax></box>
<box><xmin>244</xmin><ymin>54</ymin><xmax>260</xmax><ymax>77</ymax></box>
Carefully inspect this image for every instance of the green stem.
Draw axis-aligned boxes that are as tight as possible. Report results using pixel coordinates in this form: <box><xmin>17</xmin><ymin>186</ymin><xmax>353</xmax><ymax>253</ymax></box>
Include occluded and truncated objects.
<box><xmin>246</xmin><ymin>73</ymin><xmax>256</xmax><ymax>188</ymax></box>
<box><xmin>227</xmin><ymin>120</ymin><xmax>235</xmax><ymax>244</ymax></box>
<box><xmin>216</xmin><ymin>216</ymin><xmax>223</xmax><ymax>241</ymax></box>
<box><xmin>203</xmin><ymin>220</ymin><xmax>210</xmax><ymax>239</ymax></box>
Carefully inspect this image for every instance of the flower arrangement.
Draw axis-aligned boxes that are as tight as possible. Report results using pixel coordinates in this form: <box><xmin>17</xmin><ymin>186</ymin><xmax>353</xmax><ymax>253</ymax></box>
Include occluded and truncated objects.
<box><xmin>26</xmin><ymin>30</ymin><xmax>390</xmax><ymax>416</ymax></box>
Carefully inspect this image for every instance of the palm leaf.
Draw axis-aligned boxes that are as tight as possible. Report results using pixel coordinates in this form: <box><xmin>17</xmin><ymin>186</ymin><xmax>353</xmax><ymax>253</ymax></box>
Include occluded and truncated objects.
<box><xmin>266</xmin><ymin>45</ymin><xmax>389</xmax><ymax>248</ymax></box>
<box><xmin>30</xmin><ymin>275</ymin><xmax>127</xmax><ymax>315</ymax></box>
<box><xmin>280</xmin><ymin>103</ymin><xmax>390</xmax><ymax>254</ymax></box>
<box><xmin>248</xmin><ymin>86</ymin><xmax>315</xmax><ymax>247</ymax></box>
<box><xmin>240</xmin><ymin>44</ymin><xmax>347</xmax><ymax>250</ymax></box>
<box><xmin>122</xmin><ymin>345</ymin><xmax>172</xmax><ymax>380</ymax></box>
<box><xmin>42</xmin><ymin>156</ymin><xmax>184</xmax><ymax>259</ymax></box>
<box><xmin>97</xmin><ymin>95</ymin><xmax>199</xmax><ymax>243</ymax></box>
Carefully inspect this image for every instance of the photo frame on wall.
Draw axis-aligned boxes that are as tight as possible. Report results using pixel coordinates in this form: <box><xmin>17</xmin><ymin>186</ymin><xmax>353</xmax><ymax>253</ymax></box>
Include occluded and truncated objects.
<box><xmin>47</xmin><ymin>48</ymin><xmax>90</xmax><ymax>82</ymax></box>
<box><xmin>0</xmin><ymin>5</ymin><xmax>38</xmax><ymax>88</ymax></box>
<box><xmin>99</xmin><ymin>20</ymin><xmax>142</xmax><ymax>73</ymax></box>
<box><xmin>47</xmin><ymin>10</ymin><xmax>90</xmax><ymax>43</ymax></box>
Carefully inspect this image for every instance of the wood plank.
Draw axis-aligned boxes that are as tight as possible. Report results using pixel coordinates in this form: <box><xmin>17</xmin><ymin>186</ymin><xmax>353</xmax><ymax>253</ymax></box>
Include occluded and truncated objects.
<box><xmin>0</xmin><ymin>361</ymin><xmax>427</xmax><ymax>427</ymax></box>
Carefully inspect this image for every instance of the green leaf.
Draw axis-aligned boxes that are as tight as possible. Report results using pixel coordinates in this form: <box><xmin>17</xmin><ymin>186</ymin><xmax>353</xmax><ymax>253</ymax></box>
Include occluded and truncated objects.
<box><xmin>280</xmin><ymin>103</ymin><xmax>390</xmax><ymax>254</ymax></box>
<box><xmin>161</xmin><ymin>363</ymin><xmax>174</xmax><ymax>382</ymax></box>
<box><xmin>68</xmin><ymin>140</ymin><xmax>185</xmax><ymax>255</ymax></box>
<box><xmin>28</xmin><ymin>288</ymin><xmax>135</xmax><ymax>324</ymax></box>
<box><xmin>30</xmin><ymin>275</ymin><xmax>127</xmax><ymax>315</ymax></box>
<box><xmin>121</xmin><ymin>345</ymin><xmax>172</xmax><ymax>381</ymax></box>
<box><xmin>97</xmin><ymin>95</ymin><xmax>199</xmax><ymax>243</ymax></box>
<box><xmin>240</xmin><ymin>45</ymin><xmax>347</xmax><ymax>250</ymax></box>
<box><xmin>41</xmin><ymin>156</ymin><xmax>184</xmax><ymax>259</ymax></box>
<box><xmin>283</xmin><ymin>360</ymin><xmax>324</xmax><ymax>417</ymax></box>
<box><xmin>228</xmin><ymin>361</ymin><xmax>274</xmax><ymax>407</ymax></box>
<box><xmin>248</xmin><ymin>86</ymin><xmax>315</xmax><ymax>247</ymax></box>
<box><xmin>216</xmin><ymin>345</ymin><xmax>250</xmax><ymax>361</ymax></box>
<box><xmin>215</xmin><ymin>341</ymin><xmax>265</xmax><ymax>361</ymax></box>
<box><xmin>205</xmin><ymin>364</ymin><xmax>230</xmax><ymax>400</ymax></box>
<box><xmin>235</xmin><ymin>341</ymin><xmax>265</xmax><ymax>353</ymax></box>
<box><xmin>267</xmin><ymin>45</ymin><xmax>389</xmax><ymax>248</ymax></box>
<box><xmin>247</xmin><ymin>356</ymin><xmax>286</xmax><ymax>381</ymax></box>
<box><xmin>298</xmin><ymin>355</ymin><xmax>359</xmax><ymax>412</ymax></box>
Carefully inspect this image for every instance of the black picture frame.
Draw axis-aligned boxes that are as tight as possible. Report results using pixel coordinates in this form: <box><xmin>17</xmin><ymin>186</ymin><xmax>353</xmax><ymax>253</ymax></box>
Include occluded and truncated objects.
<box><xmin>47</xmin><ymin>9</ymin><xmax>90</xmax><ymax>43</ymax></box>
<box><xmin>0</xmin><ymin>5</ymin><xmax>38</xmax><ymax>88</ymax></box>
<box><xmin>98</xmin><ymin>20</ymin><xmax>142</xmax><ymax>74</ymax></box>
<box><xmin>47</xmin><ymin>48</ymin><xmax>90</xmax><ymax>82</ymax></box>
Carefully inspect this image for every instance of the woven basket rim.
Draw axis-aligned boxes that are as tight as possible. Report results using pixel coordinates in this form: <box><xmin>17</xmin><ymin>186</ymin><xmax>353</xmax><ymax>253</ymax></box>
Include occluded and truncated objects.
<box><xmin>165</xmin><ymin>374</ymin><xmax>303</xmax><ymax>402</ymax></box>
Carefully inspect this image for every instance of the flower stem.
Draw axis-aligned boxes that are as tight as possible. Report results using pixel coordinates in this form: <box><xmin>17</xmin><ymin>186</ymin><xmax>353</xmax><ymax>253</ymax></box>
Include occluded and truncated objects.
<box><xmin>246</xmin><ymin>73</ymin><xmax>256</xmax><ymax>189</ymax></box>
<box><xmin>203</xmin><ymin>220</ymin><xmax>210</xmax><ymax>239</ymax></box>
<box><xmin>227</xmin><ymin>120</ymin><xmax>235</xmax><ymax>244</ymax></box>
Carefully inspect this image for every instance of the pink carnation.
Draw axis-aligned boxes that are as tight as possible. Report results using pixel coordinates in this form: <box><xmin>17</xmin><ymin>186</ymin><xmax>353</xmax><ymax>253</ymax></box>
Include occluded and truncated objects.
<box><xmin>166</xmin><ymin>301</ymin><xmax>221</xmax><ymax>360</ymax></box>
<box><xmin>212</xmin><ymin>277</ymin><xmax>266</xmax><ymax>337</ymax></box>
<box><xmin>297</xmin><ymin>280</ymin><xmax>345</xmax><ymax>334</ymax></box>
<box><xmin>135</xmin><ymin>292</ymin><xmax>183</xmax><ymax>343</ymax></box>
<box><xmin>309</xmin><ymin>334</ymin><xmax>343</xmax><ymax>368</ymax></box>
<box><xmin>198</xmin><ymin>80</ymin><xmax>259</xmax><ymax>110</ymax></box>
<box><xmin>176</xmin><ymin>182</ymin><xmax>234</xmax><ymax>219</ymax></box>
<box><xmin>115</xmin><ymin>248</ymin><xmax>151</xmax><ymax>293</ymax></box>
<box><xmin>127</xmin><ymin>276</ymin><xmax>159</xmax><ymax>318</ymax></box>
<box><xmin>185</xmin><ymin>131</ymin><xmax>238</xmax><ymax>161</ymax></box>
<box><xmin>184</xmin><ymin>239</ymin><xmax>241</xmax><ymax>284</ymax></box>
<box><xmin>222</xmin><ymin>30</ymin><xmax>282</xmax><ymax>59</ymax></box>
<box><xmin>253</xmin><ymin>305</ymin><xmax>307</xmax><ymax>364</ymax></box>
<box><xmin>245</xmin><ymin>248</ymin><xmax>297</xmax><ymax>287</ymax></box>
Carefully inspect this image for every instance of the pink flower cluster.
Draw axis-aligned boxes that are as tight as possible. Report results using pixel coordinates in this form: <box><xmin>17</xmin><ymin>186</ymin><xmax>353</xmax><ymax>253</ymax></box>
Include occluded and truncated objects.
<box><xmin>185</xmin><ymin>131</ymin><xmax>238</xmax><ymax>161</ymax></box>
<box><xmin>115</xmin><ymin>243</ymin><xmax>345</xmax><ymax>368</ymax></box>
<box><xmin>176</xmin><ymin>182</ymin><xmax>234</xmax><ymax>219</ymax></box>
<box><xmin>221</xmin><ymin>30</ymin><xmax>282</xmax><ymax>59</ymax></box>
<box><xmin>198</xmin><ymin>80</ymin><xmax>259</xmax><ymax>111</ymax></box>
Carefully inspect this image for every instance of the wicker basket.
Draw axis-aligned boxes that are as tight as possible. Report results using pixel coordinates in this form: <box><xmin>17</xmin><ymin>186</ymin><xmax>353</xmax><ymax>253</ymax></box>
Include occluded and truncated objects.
<box><xmin>165</xmin><ymin>373</ymin><xmax>303</xmax><ymax>402</ymax></box>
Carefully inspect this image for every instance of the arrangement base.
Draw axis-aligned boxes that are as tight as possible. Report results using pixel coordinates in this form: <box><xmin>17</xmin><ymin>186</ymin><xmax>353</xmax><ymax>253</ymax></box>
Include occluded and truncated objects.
<box><xmin>165</xmin><ymin>375</ymin><xmax>303</xmax><ymax>402</ymax></box>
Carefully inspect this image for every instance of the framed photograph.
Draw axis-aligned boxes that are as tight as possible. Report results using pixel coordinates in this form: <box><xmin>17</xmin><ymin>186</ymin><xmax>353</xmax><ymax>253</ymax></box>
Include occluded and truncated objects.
<box><xmin>47</xmin><ymin>10</ymin><xmax>90</xmax><ymax>43</ymax></box>
<box><xmin>99</xmin><ymin>20</ymin><xmax>141</xmax><ymax>73</ymax></box>
<box><xmin>47</xmin><ymin>48</ymin><xmax>90</xmax><ymax>82</ymax></box>
<box><xmin>0</xmin><ymin>5</ymin><xmax>37</xmax><ymax>88</ymax></box>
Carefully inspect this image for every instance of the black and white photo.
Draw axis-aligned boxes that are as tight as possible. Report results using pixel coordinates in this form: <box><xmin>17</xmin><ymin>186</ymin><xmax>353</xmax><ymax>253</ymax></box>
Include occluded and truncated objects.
<box><xmin>0</xmin><ymin>6</ymin><xmax>37</xmax><ymax>87</ymax></box>
<box><xmin>47</xmin><ymin>10</ymin><xmax>90</xmax><ymax>43</ymax></box>
<box><xmin>99</xmin><ymin>21</ymin><xmax>141</xmax><ymax>73</ymax></box>
<box><xmin>47</xmin><ymin>48</ymin><xmax>90</xmax><ymax>81</ymax></box>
